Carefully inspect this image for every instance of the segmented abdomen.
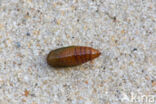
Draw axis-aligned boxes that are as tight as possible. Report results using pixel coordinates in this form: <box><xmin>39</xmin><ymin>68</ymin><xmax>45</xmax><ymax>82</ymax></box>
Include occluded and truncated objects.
<box><xmin>47</xmin><ymin>46</ymin><xmax>101</xmax><ymax>67</ymax></box>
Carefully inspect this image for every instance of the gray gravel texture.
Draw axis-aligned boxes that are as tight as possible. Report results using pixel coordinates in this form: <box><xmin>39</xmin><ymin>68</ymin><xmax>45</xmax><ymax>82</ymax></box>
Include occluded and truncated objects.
<box><xmin>0</xmin><ymin>0</ymin><xmax>156</xmax><ymax>104</ymax></box>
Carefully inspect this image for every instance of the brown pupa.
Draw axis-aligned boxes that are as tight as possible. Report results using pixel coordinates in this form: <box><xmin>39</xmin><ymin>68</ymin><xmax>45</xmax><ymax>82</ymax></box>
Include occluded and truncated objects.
<box><xmin>47</xmin><ymin>46</ymin><xmax>101</xmax><ymax>67</ymax></box>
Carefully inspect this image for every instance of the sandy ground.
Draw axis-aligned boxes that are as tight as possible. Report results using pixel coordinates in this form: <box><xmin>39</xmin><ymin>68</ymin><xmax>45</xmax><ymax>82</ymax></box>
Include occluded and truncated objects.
<box><xmin>0</xmin><ymin>0</ymin><xmax>156</xmax><ymax>104</ymax></box>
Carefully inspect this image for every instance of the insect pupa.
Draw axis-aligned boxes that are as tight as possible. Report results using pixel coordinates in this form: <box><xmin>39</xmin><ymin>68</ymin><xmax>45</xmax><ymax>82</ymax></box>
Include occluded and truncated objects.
<box><xmin>47</xmin><ymin>46</ymin><xmax>101</xmax><ymax>67</ymax></box>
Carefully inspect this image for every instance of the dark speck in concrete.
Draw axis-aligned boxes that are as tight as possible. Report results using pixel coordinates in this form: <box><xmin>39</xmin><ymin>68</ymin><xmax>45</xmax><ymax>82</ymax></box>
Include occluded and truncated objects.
<box><xmin>133</xmin><ymin>48</ymin><xmax>137</xmax><ymax>51</ymax></box>
<box><xmin>16</xmin><ymin>42</ymin><xmax>21</xmax><ymax>48</ymax></box>
<box><xmin>26</xmin><ymin>32</ymin><xmax>31</xmax><ymax>36</ymax></box>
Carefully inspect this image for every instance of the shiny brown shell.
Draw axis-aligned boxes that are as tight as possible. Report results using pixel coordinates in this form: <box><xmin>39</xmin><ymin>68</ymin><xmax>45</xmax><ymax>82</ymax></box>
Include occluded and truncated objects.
<box><xmin>47</xmin><ymin>46</ymin><xmax>101</xmax><ymax>67</ymax></box>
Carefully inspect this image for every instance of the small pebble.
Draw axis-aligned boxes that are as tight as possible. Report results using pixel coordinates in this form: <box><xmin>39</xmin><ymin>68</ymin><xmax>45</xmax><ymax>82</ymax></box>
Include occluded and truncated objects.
<box><xmin>24</xmin><ymin>89</ymin><xmax>29</xmax><ymax>97</ymax></box>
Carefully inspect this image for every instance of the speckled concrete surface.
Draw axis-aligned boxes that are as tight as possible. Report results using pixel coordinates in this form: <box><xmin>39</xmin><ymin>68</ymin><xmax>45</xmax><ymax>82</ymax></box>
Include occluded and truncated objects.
<box><xmin>0</xmin><ymin>0</ymin><xmax>156</xmax><ymax>104</ymax></box>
